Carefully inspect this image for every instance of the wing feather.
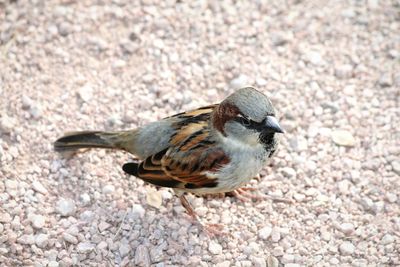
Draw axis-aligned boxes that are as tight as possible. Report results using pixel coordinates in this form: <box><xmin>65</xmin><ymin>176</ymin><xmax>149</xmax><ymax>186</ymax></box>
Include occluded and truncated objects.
<box><xmin>122</xmin><ymin>104</ymin><xmax>230</xmax><ymax>190</ymax></box>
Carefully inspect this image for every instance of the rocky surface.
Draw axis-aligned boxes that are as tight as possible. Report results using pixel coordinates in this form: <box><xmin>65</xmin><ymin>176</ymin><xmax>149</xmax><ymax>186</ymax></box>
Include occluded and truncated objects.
<box><xmin>0</xmin><ymin>0</ymin><xmax>399</xmax><ymax>266</ymax></box>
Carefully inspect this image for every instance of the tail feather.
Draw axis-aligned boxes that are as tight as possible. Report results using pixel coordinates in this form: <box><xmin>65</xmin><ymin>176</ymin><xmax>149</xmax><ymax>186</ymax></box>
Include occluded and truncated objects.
<box><xmin>54</xmin><ymin>131</ymin><xmax>121</xmax><ymax>152</ymax></box>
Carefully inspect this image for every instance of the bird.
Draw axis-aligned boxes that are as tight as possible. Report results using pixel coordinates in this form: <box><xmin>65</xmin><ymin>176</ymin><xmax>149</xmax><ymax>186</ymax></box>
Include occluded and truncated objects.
<box><xmin>54</xmin><ymin>87</ymin><xmax>284</xmax><ymax>234</ymax></box>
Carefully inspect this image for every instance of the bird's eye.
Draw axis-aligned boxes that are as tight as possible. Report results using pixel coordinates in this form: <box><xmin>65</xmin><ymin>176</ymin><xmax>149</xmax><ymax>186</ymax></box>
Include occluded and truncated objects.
<box><xmin>237</xmin><ymin>114</ymin><xmax>251</xmax><ymax>126</ymax></box>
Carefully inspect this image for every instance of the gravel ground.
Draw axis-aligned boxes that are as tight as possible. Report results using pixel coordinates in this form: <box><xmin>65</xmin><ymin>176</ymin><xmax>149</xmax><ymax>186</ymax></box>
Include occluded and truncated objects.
<box><xmin>1</xmin><ymin>0</ymin><xmax>399</xmax><ymax>266</ymax></box>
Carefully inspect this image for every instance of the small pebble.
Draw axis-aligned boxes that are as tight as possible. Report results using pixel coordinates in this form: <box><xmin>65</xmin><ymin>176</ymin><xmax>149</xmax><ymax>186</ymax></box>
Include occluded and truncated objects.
<box><xmin>63</xmin><ymin>233</ymin><xmax>78</xmax><ymax>244</ymax></box>
<box><xmin>79</xmin><ymin>193</ymin><xmax>91</xmax><ymax>205</ymax></box>
<box><xmin>134</xmin><ymin>245</ymin><xmax>151</xmax><ymax>266</ymax></box>
<box><xmin>32</xmin><ymin>181</ymin><xmax>48</xmax><ymax>195</ymax></box>
<box><xmin>339</xmin><ymin>241</ymin><xmax>355</xmax><ymax>255</ymax></box>
<box><xmin>267</xmin><ymin>256</ymin><xmax>279</xmax><ymax>267</ymax></box>
<box><xmin>381</xmin><ymin>234</ymin><xmax>395</xmax><ymax>245</ymax></box>
<box><xmin>252</xmin><ymin>256</ymin><xmax>266</xmax><ymax>267</ymax></box>
<box><xmin>77</xmin><ymin>242</ymin><xmax>95</xmax><ymax>253</ymax></box>
<box><xmin>78</xmin><ymin>85</ymin><xmax>93</xmax><ymax>102</ymax></box>
<box><xmin>56</xmin><ymin>198</ymin><xmax>76</xmax><ymax>216</ymax></box>
<box><xmin>31</xmin><ymin>214</ymin><xmax>46</xmax><ymax>229</ymax></box>
<box><xmin>119</xmin><ymin>243</ymin><xmax>131</xmax><ymax>257</ymax></box>
<box><xmin>259</xmin><ymin>226</ymin><xmax>272</xmax><ymax>240</ymax></box>
<box><xmin>339</xmin><ymin>223</ymin><xmax>355</xmax><ymax>235</ymax></box>
<box><xmin>131</xmin><ymin>204</ymin><xmax>145</xmax><ymax>219</ymax></box>
<box><xmin>335</xmin><ymin>64</ymin><xmax>353</xmax><ymax>79</ymax></box>
<box><xmin>378</xmin><ymin>73</ymin><xmax>392</xmax><ymax>87</ymax></box>
<box><xmin>208</xmin><ymin>241</ymin><xmax>223</xmax><ymax>255</ymax></box>
<box><xmin>331</xmin><ymin>130</ymin><xmax>356</xmax><ymax>147</ymax></box>
<box><xmin>391</xmin><ymin>161</ymin><xmax>400</xmax><ymax>175</ymax></box>
<box><xmin>146</xmin><ymin>188</ymin><xmax>162</xmax><ymax>209</ymax></box>
<box><xmin>230</xmin><ymin>74</ymin><xmax>249</xmax><ymax>89</ymax></box>
<box><xmin>281</xmin><ymin>167</ymin><xmax>296</xmax><ymax>178</ymax></box>
<box><xmin>102</xmin><ymin>184</ymin><xmax>115</xmax><ymax>194</ymax></box>
<box><xmin>48</xmin><ymin>261</ymin><xmax>59</xmax><ymax>267</ymax></box>
<box><xmin>35</xmin><ymin>234</ymin><xmax>48</xmax><ymax>248</ymax></box>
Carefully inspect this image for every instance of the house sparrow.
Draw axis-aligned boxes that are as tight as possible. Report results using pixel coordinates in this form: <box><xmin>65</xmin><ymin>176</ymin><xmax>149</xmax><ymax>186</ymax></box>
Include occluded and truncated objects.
<box><xmin>54</xmin><ymin>87</ymin><xmax>284</xmax><ymax>234</ymax></box>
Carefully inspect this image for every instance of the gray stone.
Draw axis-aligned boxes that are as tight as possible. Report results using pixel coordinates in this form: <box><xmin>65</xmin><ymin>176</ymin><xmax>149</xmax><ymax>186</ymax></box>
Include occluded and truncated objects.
<box><xmin>134</xmin><ymin>245</ymin><xmax>151</xmax><ymax>266</ymax></box>
<box><xmin>119</xmin><ymin>243</ymin><xmax>131</xmax><ymax>257</ymax></box>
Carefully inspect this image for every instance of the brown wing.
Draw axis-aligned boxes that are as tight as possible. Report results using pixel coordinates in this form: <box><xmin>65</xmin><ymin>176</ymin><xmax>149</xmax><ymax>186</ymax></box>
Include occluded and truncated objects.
<box><xmin>122</xmin><ymin>105</ymin><xmax>230</xmax><ymax>190</ymax></box>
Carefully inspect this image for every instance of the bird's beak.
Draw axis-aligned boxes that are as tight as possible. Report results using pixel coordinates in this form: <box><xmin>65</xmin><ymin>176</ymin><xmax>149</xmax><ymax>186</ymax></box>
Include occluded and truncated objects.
<box><xmin>264</xmin><ymin>116</ymin><xmax>284</xmax><ymax>133</ymax></box>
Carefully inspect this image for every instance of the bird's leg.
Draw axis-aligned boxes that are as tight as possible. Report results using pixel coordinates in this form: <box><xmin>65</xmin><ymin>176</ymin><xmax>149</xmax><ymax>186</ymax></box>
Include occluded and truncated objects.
<box><xmin>179</xmin><ymin>195</ymin><xmax>225</xmax><ymax>237</ymax></box>
<box><xmin>229</xmin><ymin>187</ymin><xmax>264</xmax><ymax>202</ymax></box>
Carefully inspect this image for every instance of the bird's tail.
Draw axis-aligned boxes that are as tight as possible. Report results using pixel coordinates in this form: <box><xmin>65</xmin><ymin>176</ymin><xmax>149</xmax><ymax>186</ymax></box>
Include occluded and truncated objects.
<box><xmin>54</xmin><ymin>131</ymin><xmax>134</xmax><ymax>152</ymax></box>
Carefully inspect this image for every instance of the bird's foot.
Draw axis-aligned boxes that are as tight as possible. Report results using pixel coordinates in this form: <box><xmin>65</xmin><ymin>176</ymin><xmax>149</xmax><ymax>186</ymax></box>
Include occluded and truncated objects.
<box><xmin>228</xmin><ymin>187</ymin><xmax>264</xmax><ymax>202</ymax></box>
<box><xmin>228</xmin><ymin>187</ymin><xmax>294</xmax><ymax>204</ymax></box>
<box><xmin>179</xmin><ymin>195</ymin><xmax>229</xmax><ymax>237</ymax></box>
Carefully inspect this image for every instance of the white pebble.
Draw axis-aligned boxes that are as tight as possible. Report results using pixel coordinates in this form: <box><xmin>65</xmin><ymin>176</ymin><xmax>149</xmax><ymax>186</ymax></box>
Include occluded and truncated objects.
<box><xmin>47</xmin><ymin>261</ymin><xmax>59</xmax><ymax>267</ymax></box>
<box><xmin>259</xmin><ymin>226</ymin><xmax>272</xmax><ymax>240</ymax></box>
<box><xmin>281</xmin><ymin>167</ymin><xmax>296</xmax><ymax>178</ymax></box>
<box><xmin>0</xmin><ymin>213</ymin><xmax>12</xmax><ymax>223</ymax></box>
<box><xmin>17</xmin><ymin>234</ymin><xmax>35</xmax><ymax>245</ymax></box>
<box><xmin>32</xmin><ymin>181</ymin><xmax>48</xmax><ymax>195</ymax></box>
<box><xmin>272</xmin><ymin>246</ymin><xmax>284</xmax><ymax>256</ymax></box>
<box><xmin>381</xmin><ymin>234</ymin><xmax>395</xmax><ymax>245</ymax></box>
<box><xmin>56</xmin><ymin>198</ymin><xmax>76</xmax><ymax>216</ymax></box>
<box><xmin>271</xmin><ymin>229</ymin><xmax>281</xmax><ymax>242</ymax></box>
<box><xmin>35</xmin><ymin>234</ymin><xmax>48</xmax><ymax>248</ymax></box>
<box><xmin>331</xmin><ymin>130</ymin><xmax>356</xmax><ymax>147</ymax></box>
<box><xmin>102</xmin><ymin>184</ymin><xmax>115</xmax><ymax>194</ymax></box>
<box><xmin>79</xmin><ymin>193</ymin><xmax>91</xmax><ymax>205</ymax></box>
<box><xmin>339</xmin><ymin>241</ymin><xmax>355</xmax><ymax>255</ymax></box>
<box><xmin>98</xmin><ymin>221</ymin><xmax>111</xmax><ymax>232</ymax></box>
<box><xmin>266</xmin><ymin>255</ymin><xmax>279</xmax><ymax>267</ymax></box>
<box><xmin>77</xmin><ymin>242</ymin><xmax>95</xmax><ymax>253</ymax></box>
<box><xmin>131</xmin><ymin>204</ymin><xmax>145</xmax><ymax>219</ymax></box>
<box><xmin>281</xmin><ymin>254</ymin><xmax>295</xmax><ymax>264</ymax></box>
<box><xmin>386</xmin><ymin>192</ymin><xmax>397</xmax><ymax>203</ymax></box>
<box><xmin>63</xmin><ymin>232</ymin><xmax>78</xmax><ymax>244</ymax></box>
<box><xmin>252</xmin><ymin>256</ymin><xmax>266</xmax><ymax>267</ymax></box>
<box><xmin>31</xmin><ymin>214</ymin><xmax>46</xmax><ymax>229</ymax></box>
<box><xmin>78</xmin><ymin>85</ymin><xmax>93</xmax><ymax>102</ymax></box>
<box><xmin>230</xmin><ymin>74</ymin><xmax>249</xmax><ymax>89</ymax></box>
<box><xmin>339</xmin><ymin>223</ymin><xmax>355</xmax><ymax>235</ymax></box>
<box><xmin>243</xmin><ymin>242</ymin><xmax>259</xmax><ymax>255</ymax></box>
<box><xmin>5</xmin><ymin>179</ymin><xmax>18</xmax><ymax>190</ymax></box>
<box><xmin>208</xmin><ymin>241</ymin><xmax>223</xmax><ymax>255</ymax></box>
